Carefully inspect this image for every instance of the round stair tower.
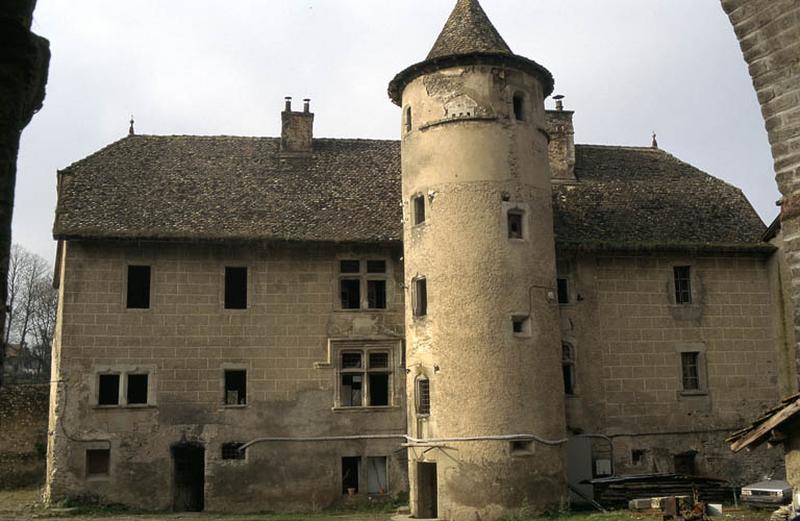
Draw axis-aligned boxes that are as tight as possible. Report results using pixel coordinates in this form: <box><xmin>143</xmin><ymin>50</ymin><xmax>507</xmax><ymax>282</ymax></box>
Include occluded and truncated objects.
<box><xmin>389</xmin><ymin>1</ymin><xmax>567</xmax><ymax>519</ymax></box>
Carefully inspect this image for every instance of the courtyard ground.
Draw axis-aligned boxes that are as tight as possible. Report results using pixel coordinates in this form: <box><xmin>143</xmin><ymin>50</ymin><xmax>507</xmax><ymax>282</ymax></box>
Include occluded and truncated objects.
<box><xmin>0</xmin><ymin>488</ymin><xmax>775</xmax><ymax>521</ymax></box>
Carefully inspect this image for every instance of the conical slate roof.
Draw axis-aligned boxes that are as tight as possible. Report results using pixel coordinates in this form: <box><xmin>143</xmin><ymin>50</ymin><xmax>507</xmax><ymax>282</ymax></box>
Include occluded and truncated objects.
<box><xmin>427</xmin><ymin>0</ymin><xmax>512</xmax><ymax>59</ymax></box>
<box><xmin>388</xmin><ymin>0</ymin><xmax>554</xmax><ymax>104</ymax></box>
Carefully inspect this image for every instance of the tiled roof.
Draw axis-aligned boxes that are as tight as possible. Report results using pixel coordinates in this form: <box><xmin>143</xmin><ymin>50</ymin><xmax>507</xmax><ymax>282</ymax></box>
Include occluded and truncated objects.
<box><xmin>54</xmin><ymin>137</ymin><xmax>767</xmax><ymax>249</ymax></box>
<box><xmin>427</xmin><ymin>0</ymin><xmax>512</xmax><ymax>59</ymax></box>
<box><xmin>553</xmin><ymin>145</ymin><xmax>766</xmax><ymax>247</ymax></box>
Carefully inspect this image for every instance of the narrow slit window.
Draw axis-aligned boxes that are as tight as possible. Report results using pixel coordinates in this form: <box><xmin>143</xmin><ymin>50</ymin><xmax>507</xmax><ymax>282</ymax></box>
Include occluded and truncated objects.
<box><xmin>562</xmin><ymin>344</ymin><xmax>575</xmax><ymax>395</ymax></box>
<box><xmin>510</xmin><ymin>440</ymin><xmax>534</xmax><ymax>455</ymax></box>
<box><xmin>224</xmin><ymin>370</ymin><xmax>247</xmax><ymax>405</ymax></box>
<box><xmin>416</xmin><ymin>378</ymin><xmax>430</xmax><ymax>415</ymax></box>
<box><xmin>674</xmin><ymin>266</ymin><xmax>692</xmax><ymax>304</ymax></box>
<box><xmin>86</xmin><ymin>449</ymin><xmax>110</xmax><ymax>477</ymax></box>
<box><xmin>413</xmin><ymin>278</ymin><xmax>427</xmax><ymax>317</ymax></box>
<box><xmin>126</xmin><ymin>374</ymin><xmax>148</xmax><ymax>405</ymax></box>
<box><xmin>413</xmin><ymin>195</ymin><xmax>426</xmax><ymax>225</ymax></box>
<box><xmin>342</xmin><ymin>457</ymin><xmax>360</xmax><ymax>495</ymax></box>
<box><xmin>405</xmin><ymin>106</ymin><xmax>412</xmax><ymax>132</ymax></box>
<box><xmin>224</xmin><ymin>267</ymin><xmax>248</xmax><ymax>309</ymax></box>
<box><xmin>557</xmin><ymin>278</ymin><xmax>569</xmax><ymax>304</ymax></box>
<box><xmin>513</xmin><ymin>93</ymin><xmax>525</xmax><ymax>121</ymax></box>
<box><xmin>681</xmin><ymin>352</ymin><xmax>700</xmax><ymax>391</ymax></box>
<box><xmin>98</xmin><ymin>374</ymin><xmax>120</xmax><ymax>405</ymax></box>
<box><xmin>126</xmin><ymin>265</ymin><xmax>151</xmax><ymax>309</ymax></box>
<box><xmin>508</xmin><ymin>210</ymin><xmax>524</xmax><ymax>239</ymax></box>
<box><xmin>221</xmin><ymin>442</ymin><xmax>246</xmax><ymax>460</ymax></box>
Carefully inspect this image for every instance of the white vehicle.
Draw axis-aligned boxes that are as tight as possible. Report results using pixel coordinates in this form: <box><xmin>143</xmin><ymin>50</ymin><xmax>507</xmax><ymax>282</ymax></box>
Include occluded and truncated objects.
<box><xmin>740</xmin><ymin>480</ymin><xmax>793</xmax><ymax>505</ymax></box>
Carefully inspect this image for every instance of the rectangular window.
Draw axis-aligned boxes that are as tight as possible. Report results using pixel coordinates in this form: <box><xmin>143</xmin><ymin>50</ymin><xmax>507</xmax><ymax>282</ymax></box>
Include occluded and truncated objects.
<box><xmin>413</xmin><ymin>278</ymin><xmax>427</xmax><ymax>317</ymax></box>
<box><xmin>342</xmin><ymin>457</ymin><xmax>360</xmax><ymax>495</ymax></box>
<box><xmin>681</xmin><ymin>352</ymin><xmax>700</xmax><ymax>391</ymax></box>
<box><xmin>86</xmin><ymin>449</ymin><xmax>110</xmax><ymax>477</ymax></box>
<box><xmin>367</xmin><ymin>456</ymin><xmax>388</xmax><ymax>495</ymax></box>
<box><xmin>126</xmin><ymin>265</ymin><xmax>151</xmax><ymax>309</ymax></box>
<box><xmin>221</xmin><ymin>442</ymin><xmax>246</xmax><ymax>460</ymax></box>
<box><xmin>367</xmin><ymin>280</ymin><xmax>387</xmax><ymax>309</ymax></box>
<box><xmin>340</xmin><ymin>279</ymin><xmax>361</xmax><ymax>309</ymax></box>
<box><xmin>98</xmin><ymin>374</ymin><xmax>120</xmax><ymax>406</ymax></box>
<box><xmin>367</xmin><ymin>260</ymin><xmax>386</xmax><ymax>274</ymax></box>
<box><xmin>338</xmin><ymin>350</ymin><xmax>392</xmax><ymax>408</ymax></box>
<box><xmin>340</xmin><ymin>260</ymin><xmax>360</xmax><ymax>274</ymax></box>
<box><xmin>508</xmin><ymin>210</ymin><xmax>524</xmax><ymax>239</ymax></box>
<box><xmin>417</xmin><ymin>378</ymin><xmax>431</xmax><ymax>415</ymax></box>
<box><xmin>413</xmin><ymin>195</ymin><xmax>426</xmax><ymax>225</ymax></box>
<box><xmin>224</xmin><ymin>370</ymin><xmax>247</xmax><ymax>405</ymax></box>
<box><xmin>557</xmin><ymin>278</ymin><xmax>569</xmax><ymax>304</ymax></box>
<box><xmin>674</xmin><ymin>266</ymin><xmax>692</xmax><ymax>304</ymax></box>
<box><xmin>126</xmin><ymin>374</ymin><xmax>148</xmax><ymax>405</ymax></box>
<box><xmin>224</xmin><ymin>267</ymin><xmax>248</xmax><ymax>309</ymax></box>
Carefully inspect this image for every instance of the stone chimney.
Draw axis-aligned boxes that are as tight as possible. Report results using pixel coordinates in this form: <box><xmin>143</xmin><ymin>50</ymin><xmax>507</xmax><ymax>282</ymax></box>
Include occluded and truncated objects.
<box><xmin>280</xmin><ymin>97</ymin><xmax>314</xmax><ymax>153</ymax></box>
<box><xmin>545</xmin><ymin>96</ymin><xmax>576</xmax><ymax>183</ymax></box>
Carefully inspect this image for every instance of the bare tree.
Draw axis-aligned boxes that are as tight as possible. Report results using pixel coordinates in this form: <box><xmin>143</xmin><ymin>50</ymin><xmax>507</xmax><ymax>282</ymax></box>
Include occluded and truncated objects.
<box><xmin>3</xmin><ymin>244</ymin><xmax>56</xmax><ymax>383</ymax></box>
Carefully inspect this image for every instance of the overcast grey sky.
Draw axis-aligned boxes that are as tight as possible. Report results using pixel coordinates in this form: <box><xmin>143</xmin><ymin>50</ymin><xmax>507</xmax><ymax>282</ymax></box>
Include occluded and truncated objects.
<box><xmin>17</xmin><ymin>0</ymin><xmax>778</xmax><ymax>262</ymax></box>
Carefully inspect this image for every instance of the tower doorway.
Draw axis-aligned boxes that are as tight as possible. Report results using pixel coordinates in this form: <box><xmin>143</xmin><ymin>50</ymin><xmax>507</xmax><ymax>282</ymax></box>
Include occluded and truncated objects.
<box><xmin>417</xmin><ymin>462</ymin><xmax>438</xmax><ymax>519</ymax></box>
<box><xmin>172</xmin><ymin>443</ymin><xmax>205</xmax><ymax>512</ymax></box>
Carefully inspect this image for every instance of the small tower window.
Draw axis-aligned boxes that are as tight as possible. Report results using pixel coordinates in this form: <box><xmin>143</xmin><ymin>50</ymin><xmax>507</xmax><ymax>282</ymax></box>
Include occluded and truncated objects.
<box><xmin>405</xmin><ymin>106</ymin><xmax>413</xmax><ymax>133</ymax></box>
<box><xmin>413</xmin><ymin>277</ymin><xmax>427</xmax><ymax>317</ymax></box>
<box><xmin>512</xmin><ymin>315</ymin><xmax>531</xmax><ymax>336</ymax></box>
<box><xmin>508</xmin><ymin>209</ymin><xmax>524</xmax><ymax>239</ymax></box>
<box><xmin>674</xmin><ymin>266</ymin><xmax>692</xmax><ymax>304</ymax></box>
<box><xmin>562</xmin><ymin>343</ymin><xmax>575</xmax><ymax>395</ymax></box>
<box><xmin>412</xmin><ymin>194</ymin><xmax>426</xmax><ymax>225</ymax></box>
<box><xmin>416</xmin><ymin>377</ymin><xmax>430</xmax><ymax>415</ymax></box>
<box><xmin>513</xmin><ymin>93</ymin><xmax>525</xmax><ymax>121</ymax></box>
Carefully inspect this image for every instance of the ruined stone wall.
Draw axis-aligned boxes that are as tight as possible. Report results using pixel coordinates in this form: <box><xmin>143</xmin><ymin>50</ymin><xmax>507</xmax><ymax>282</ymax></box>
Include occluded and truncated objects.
<box><xmin>45</xmin><ymin>240</ymin><xmax>407</xmax><ymax>512</ymax></box>
<box><xmin>559</xmin><ymin>251</ymin><xmax>784</xmax><ymax>485</ymax></box>
<box><xmin>721</xmin><ymin>0</ymin><xmax>800</xmax><ymax>390</ymax></box>
<box><xmin>0</xmin><ymin>384</ymin><xmax>49</xmax><ymax>488</ymax></box>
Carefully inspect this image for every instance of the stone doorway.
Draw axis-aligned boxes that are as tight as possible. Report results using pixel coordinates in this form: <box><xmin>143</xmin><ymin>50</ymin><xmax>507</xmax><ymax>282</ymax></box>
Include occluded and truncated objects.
<box><xmin>417</xmin><ymin>462</ymin><xmax>438</xmax><ymax>519</ymax></box>
<box><xmin>172</xmin><ymin>443</ymin><xmax>204</xmax><ymax>512</ymax></box>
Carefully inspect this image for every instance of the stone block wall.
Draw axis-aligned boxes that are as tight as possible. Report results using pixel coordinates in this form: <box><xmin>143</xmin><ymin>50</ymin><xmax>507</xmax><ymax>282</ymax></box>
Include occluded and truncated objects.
<box><xmin>0</xmin><ymin>384</ymin><xmax>49</xmax><ymax>488</ymax></box>
<box><xmin>721</xmin><ymin>0</ymin><xmax>800</xmax><ymax>390</ymax></box>
<box><xmin>560</xmin><ymin>251</ymin><xmax>784</xmax><ymax>485</ymax></box>
<box><xmin>46</xmin><ymin>240</ymin><xmax>407</xmax><ymax>511</ymax></box>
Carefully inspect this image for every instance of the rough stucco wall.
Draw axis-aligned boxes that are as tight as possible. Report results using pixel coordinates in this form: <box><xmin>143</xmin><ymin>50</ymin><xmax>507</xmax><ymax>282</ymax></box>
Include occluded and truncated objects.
<box><xmin>721</xmin><ymin>0</ymin><xmax>800</xmax><ymax>390</ymax></box>
<box><xmin>45</xmin><ymin>240</ymin><xmax>407</xmax><ymax>512</ymax></box>
<box><xmin>559</xmin><ymin>252</ymin><xmax>784</xmax><ymax>485</ymax></box>
<box><xmin>401</xmin><ymin>64</ymin><xmax>566</xmax><ymax>521</ymax></box>
<box><xmin>0</xmin><ymin>384</ymin><xmax>49</xmax><ymax>488</ymax></box>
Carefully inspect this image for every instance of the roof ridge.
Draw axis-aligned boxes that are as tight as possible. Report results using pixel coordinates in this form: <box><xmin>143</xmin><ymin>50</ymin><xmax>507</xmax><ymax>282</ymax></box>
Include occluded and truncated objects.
<box><xmin>427</xmin><ymin>0</ymin><xmax>512</xmax><ymax>60</ymax></box>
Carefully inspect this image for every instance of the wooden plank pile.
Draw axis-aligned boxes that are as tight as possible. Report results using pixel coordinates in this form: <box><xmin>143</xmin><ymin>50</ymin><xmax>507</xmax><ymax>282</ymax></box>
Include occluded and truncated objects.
<box><xmin>588</xmin><ymin>473</ymin><xmax>733</xmax><ymax>508</ymax></box>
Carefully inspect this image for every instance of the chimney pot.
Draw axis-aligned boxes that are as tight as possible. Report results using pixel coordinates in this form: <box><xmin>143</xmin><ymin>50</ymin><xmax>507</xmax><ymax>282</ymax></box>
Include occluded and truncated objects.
<box><xmin>553</xmin><ymin>94</ymin><xmax>565</xmax><ymax>112</ymax></box>
<box><xmin>284</xmin><ymin>97</ymin><xmax>292</xmax><ymax>112</ymax></box>
<box><xmin>303</xmin><ymin>99</ymin><xmax>311</xmax><ymax>113</ymax></box>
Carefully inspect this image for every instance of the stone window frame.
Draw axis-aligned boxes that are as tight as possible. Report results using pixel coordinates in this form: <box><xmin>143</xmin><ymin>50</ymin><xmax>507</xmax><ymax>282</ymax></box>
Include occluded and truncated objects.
<box><xmin>411</xmin><ymin>193</ymin><xmax>426</xmax><ymax>227</ymax></box>
<box><xmin>329</xmin><ymin>340</ymin><xmax>400</xmax><ymax>411</ymax></box>
<box><xmin>220</xmin><ymin>441</ymin><xmax>248</xmax><ymax>464</ymax></box>
<box><xmin>411</xmin><ymin>276</ymin><xmax>428</xmax><ymax>319</ymax></box>
<box><xmin>501</xmin><ymin>201</ymin><xmax>531</xmax><ymax>242</ymax></box>
<box><xmin>221</xmin><ymin>264</ymin><xmax>252</xmax><ymax>312</ymax></box>
<box><xmin>123</xmin><ymin>262</ymin><xmax>154</xmax><ymax>312</ymax></box>
<box><xmin>335</xmin><ymin>257</ymin><xmax>392</xmax><ymax>312</ymax></box>
<box><xmin>93</xmin><ymin>365</ymin><xmax>157</xmax><ymax>409</ymax></box>
<box><xmin>674</xmin><ymin>343</ymin><xmax>708</xmax><ymax>396</ymax></box>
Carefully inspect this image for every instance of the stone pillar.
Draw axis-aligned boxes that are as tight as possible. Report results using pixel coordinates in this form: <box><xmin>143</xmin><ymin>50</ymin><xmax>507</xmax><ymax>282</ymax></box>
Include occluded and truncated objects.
<box><xmin>721</xmin><ymin>0</ymin><xmax>800</xmax><ymax>391</ymax></box>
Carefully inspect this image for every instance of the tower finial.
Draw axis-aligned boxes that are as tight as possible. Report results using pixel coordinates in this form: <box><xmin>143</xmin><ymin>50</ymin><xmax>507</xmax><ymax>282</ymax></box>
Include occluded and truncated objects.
<box><xmin>651</xmin><ymin>131</ymin><xmax>658</xmax><ymax>149</ymax></box>
<box><xmin>129</xmin><ymin>115</ymin><xmax>135</xmax><ymax>136</ymax></box>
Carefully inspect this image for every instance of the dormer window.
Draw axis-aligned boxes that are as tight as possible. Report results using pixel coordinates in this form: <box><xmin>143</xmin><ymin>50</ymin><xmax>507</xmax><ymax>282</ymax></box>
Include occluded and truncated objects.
<box><xmin>513</xmin><ymin>93</ymin><xmax>525</xmax><ymax>121</ymax></box>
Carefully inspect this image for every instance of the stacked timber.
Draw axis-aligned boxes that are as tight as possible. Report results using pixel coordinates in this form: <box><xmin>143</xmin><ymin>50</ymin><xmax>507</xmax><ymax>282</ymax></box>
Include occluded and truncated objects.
<box><xmin>588</xmin><ymin>474</ymin><xmax>732</xmax><ymax>508</ymax></box>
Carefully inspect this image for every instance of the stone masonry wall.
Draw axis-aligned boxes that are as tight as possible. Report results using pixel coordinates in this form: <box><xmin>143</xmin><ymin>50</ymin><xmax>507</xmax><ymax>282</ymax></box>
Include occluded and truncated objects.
<box><xmin>721</xmin><ymin>0</ymin><xmax>800</xmax><ymax>391</ymax></box>
<box><xmin>560</xmin><ymin>251</ymin><xmax>784</xmax><ymax>485</ymax></box>
<box><xmin>46</xmin><ymin>240</ymin><xmax>407</xmax><ymax>512</ymax></box>
<box><xmin>0</xmin><ymin>384</ymin><xmax>49</xmax><ymax>488</ymax></box>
